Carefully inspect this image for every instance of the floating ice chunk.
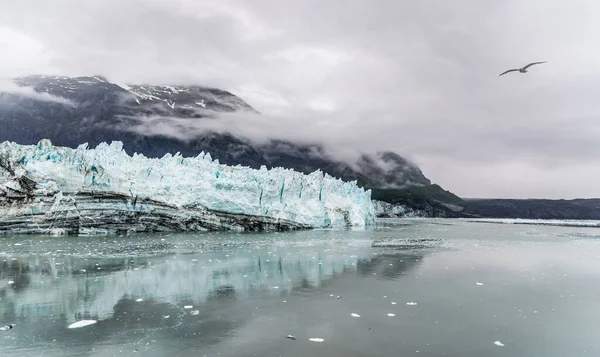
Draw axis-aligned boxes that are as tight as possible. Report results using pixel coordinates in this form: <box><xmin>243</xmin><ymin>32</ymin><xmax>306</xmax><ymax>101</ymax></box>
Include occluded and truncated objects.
<box><xmin>0</xmin><ymin>324</ymin><xmax>15</xmax><ymax>331</ymax></box>
<box><xmin>476</xmin><ymin>282</ymin><xmax>484</xmax><ymax>286</ymax></box>
<box><xmin>68</xmin><ymin>320</ymin><xmax>97</xmax><ymax>329</ymax></box>
<box><xmin>494</xmin><ymin>341</ymin><xmax>505</xmax><ymax>347</ymax></box>
<box><xmin>350</xmin><ymin>313</ymin><xmax>360</xmax><ymax>317</ymax></box>
<box><xmin>136</xmin><ymin>298</ymin><xmax>143</xmax><ymax>302</ymax></box>
<box><xmin>163</xmin><ymin>315</ymin><xmax>170</xmax><ymax>319</ymax></box>
<box><xmin>190</xmin><ymin>310</ymin><xmax>199</xmax><ymax>315</ymax></box>
<box><xmin>406</xmin><ymin>302</ymin><xmax>418</xmax><ymax>306</ymax></box>
<box><xmin>7</xmin><ymin>281</ymin><xmax>14</xmax><ymax>284</ymax></box>
<box><xmin>309</xmin><ymin>338</ymin><xmax>324</xmax><ymax>342</ymax></box>
<box><xmin>184</xmin><ymin>305</ymin><xmax>193</xmax><ymax>309</ymax></box>
<box><xmin>387</xmin><ymin>313</ymin><xmax>396</xmax><ymax>317</ymax></box>
<box><xmin>391</xmin><ymin>302</ymin><xmax>397</xmax><ymax>305</ymax></box>
<box><xmin>273</xmin><ymin>286</ymin><xmax>279</xmax><ymax>289</ymax></box>
<box><xmin>191</xmin><ymin>259</ymin><xmax>198</xmax><ymax>262</ymax></box>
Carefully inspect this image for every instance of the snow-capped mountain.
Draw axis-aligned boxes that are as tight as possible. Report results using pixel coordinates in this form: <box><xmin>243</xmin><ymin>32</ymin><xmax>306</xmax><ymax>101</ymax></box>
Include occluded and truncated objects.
<box><xmin>13</xmin><ymin>75</ymin><xmax>255</xmax><ymax>113</ymax></box>
<box><xmin>7</xmin><ymin>76</ymin><xmax>600</xmax><ymax>220</ymax></box>
<box><xmin>0</xmin><ymin>75</ymin><xmax>453</xmax><ymax>211</ymax></box>
<box><xmin>1</xmin><ymin>75</ymin><xmax>266</xmax><ymax>167</ymax></box>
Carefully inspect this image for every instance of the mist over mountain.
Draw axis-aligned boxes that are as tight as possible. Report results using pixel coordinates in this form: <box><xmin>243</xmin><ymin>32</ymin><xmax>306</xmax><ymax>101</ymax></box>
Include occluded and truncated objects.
<box><xmin>0</xmin><ymin>75</ymin><xmax>442</xmax><ymax>197</ymax></box>
<box><xmin>4</xmin><ymin>75</ymin><xmax>600</xmax><ymax>220</ymax></box>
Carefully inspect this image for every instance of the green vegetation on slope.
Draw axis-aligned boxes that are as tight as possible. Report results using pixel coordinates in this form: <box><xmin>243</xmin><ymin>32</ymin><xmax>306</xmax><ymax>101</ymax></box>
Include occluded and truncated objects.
<box><xmin>370</xmin><ymin>184</ymin><xmax>464</xmax><ymax>205</ymax></box>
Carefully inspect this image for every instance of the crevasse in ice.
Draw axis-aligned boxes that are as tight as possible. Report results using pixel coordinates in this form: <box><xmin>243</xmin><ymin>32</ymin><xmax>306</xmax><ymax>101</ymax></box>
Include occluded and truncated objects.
<box><xmin>0</xmin><ymin>139</ymin><xmax>375</xmax><ymax>229</ymax></box>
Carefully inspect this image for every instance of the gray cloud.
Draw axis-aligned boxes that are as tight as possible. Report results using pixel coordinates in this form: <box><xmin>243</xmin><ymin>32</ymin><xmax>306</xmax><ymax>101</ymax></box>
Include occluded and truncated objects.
<box><xmin>0</xmin><ymin>80</ymin><xmax>75</xmax><ymax>106</ymax></box>
<box><xmin>2</xmin><ymin>0</ymin><xmax>600</xmax><ymax>198</ymax></box>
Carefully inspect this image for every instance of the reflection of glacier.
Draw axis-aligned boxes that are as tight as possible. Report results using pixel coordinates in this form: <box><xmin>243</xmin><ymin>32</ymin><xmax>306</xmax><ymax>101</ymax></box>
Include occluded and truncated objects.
<box><xmin>0</xmin><ymin>139</ymin><xmax>375</xmax><ymax>234</ymax></box>
<box><xmin>0</xmin><ymin>243</ymin><xmax>422</xmax><ymax>324</ymax></box>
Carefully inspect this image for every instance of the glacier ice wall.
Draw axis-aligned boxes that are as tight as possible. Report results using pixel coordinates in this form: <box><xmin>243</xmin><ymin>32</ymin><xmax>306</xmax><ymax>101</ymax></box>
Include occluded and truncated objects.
<box><xmin>0</xmin><ymin>139</ymin><xmax>375</xmax><ymax>234</ymax></box>
<box><xmin>373</xmin><ymin>200</ymin><xmax>408</xmax><ymax>217</ymax></box>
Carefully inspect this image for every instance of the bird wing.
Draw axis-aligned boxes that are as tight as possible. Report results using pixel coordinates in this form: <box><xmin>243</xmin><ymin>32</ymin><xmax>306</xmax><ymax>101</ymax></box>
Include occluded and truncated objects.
<box><xmin>522</xmin><ymin>61</ymin><xmax>547</xmax><ymax>69</ymax></box>
<box><xmin>499</xmin><ymin>69</ymin><xmax>519</xmax><ymax>76</ymax></box>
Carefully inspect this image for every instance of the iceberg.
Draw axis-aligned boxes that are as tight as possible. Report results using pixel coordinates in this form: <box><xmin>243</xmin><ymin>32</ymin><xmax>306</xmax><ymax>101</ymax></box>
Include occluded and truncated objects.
<box><xmin>0</xmin><ymin>139</ymin><xmax>375</xmax><ymax>235</ymax></box>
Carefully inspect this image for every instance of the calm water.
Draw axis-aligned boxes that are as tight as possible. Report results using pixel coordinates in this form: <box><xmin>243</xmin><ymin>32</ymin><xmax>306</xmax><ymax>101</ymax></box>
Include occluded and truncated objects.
<box><xmin>1</xmin><ymin>218</ymin><xmax>600</xmax><ymax>357</ymax></box>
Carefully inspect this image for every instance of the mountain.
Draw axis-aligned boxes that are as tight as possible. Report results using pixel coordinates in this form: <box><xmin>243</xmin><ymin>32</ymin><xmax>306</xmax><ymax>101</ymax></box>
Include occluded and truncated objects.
<box><xmin>459</xmin><ymin>198</ymin><xmax>600</xmax><ymax>220</ymax></box>
<box><xmin>0</xmin><ymin>74</ymin><xmax>458</xmax><ymax>213</ymax></box>
<box><xmin>256</xmin><ymin>140</ymin><xmax>432</xmax><ymax>188</ymax></box>
<box><xmin>1</xmin><ymin>75</ymin><xmax>265</xmax><ymax>168</ymax></box>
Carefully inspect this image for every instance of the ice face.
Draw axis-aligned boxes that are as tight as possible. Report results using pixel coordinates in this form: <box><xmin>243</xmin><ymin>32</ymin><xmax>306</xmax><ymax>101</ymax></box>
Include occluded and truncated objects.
<box><xmin>0</xmin><ymin>139</ymin><xmax>375</xmax><ymax>232</ymax></box>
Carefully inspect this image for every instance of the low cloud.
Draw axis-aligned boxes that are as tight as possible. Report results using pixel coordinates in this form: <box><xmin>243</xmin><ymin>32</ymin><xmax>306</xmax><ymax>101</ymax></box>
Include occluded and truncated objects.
<box><xmin>3</xmin><ymin>0</ymin><xmax>600</xmax><ymax>198</ymax></box>
<box><xmin>115</xmin><ymin>110</ymin><xmax>428</xmax><ymax>187</ymax></box>
<box><xmin>0</xmin><ymin>79</ymin><xmax>75</xmax><ymax>106</ymax></box>
<box><xmin>115</xmin><ymin>110</ymin><xmax>372</xmax><ymax>159</ymax></box>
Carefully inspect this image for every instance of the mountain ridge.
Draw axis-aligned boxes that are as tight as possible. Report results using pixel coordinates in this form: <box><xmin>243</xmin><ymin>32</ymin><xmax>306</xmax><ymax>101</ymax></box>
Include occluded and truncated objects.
<box><xmin>0</xmin><ymin>74</ymin><xmax>459</xmax><ymax>215</ymax></box>
<box><xmin>8</xmin><ymin>75</ymin><xmax>600</xmax><ymax>220</ymax></box>
<box><xmin>458</xmin><ymin>198</ymin><xmax>600</xmax><ymax>220</ymax></box>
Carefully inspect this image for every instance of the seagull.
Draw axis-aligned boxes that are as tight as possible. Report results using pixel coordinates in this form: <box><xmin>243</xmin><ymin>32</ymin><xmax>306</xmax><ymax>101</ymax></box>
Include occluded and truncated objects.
<box><xmin>499</xmin><ymin>61</ymin><xmax>547</xmax><ymax>76</ymax></box>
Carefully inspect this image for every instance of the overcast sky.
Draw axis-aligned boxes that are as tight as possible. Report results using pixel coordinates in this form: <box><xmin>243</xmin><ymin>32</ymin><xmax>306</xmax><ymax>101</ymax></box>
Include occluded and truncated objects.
<box><xmin>2</xmin><ymin>0</ymin><xmax>600</xmax><ymax>199</ymax></box>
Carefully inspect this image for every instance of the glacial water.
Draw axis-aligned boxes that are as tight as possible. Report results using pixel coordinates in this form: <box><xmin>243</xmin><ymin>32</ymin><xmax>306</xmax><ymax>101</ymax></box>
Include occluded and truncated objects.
<box><xmin>1</xmin><ymin>218</ymin><xmax>600</xmax><ymax>357</ymax></box>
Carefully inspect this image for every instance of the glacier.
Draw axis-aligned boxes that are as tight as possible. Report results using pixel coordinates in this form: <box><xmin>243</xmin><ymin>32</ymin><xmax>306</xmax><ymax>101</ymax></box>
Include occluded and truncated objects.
<box><xmin>0</xmin><ymin>139</ymin><xmax>375</xmax><ymax>235</ymax></box>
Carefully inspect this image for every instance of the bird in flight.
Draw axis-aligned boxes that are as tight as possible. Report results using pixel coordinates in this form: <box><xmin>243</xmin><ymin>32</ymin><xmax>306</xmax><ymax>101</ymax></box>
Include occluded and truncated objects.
<box><xmin>499</xmin><ymin>61</ymin><xmax>547</xmax><ymax>76</ymax></box>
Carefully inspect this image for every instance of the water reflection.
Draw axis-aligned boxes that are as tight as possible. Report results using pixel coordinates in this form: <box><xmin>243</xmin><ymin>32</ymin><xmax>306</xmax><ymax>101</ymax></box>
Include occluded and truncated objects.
<box><xmin>356</xmin><ymin>252</ymin><xmax>423</xmax><ymax>280</ymax></box>
<box><xmin>4</xmin><ymin>221</ymin><xmax>600</xmax><ymax>357</ymax></box>
<box><xmin>0</xmin><ymin>235</ymin><xmax>429</xmax><ymax>354</ymax></box>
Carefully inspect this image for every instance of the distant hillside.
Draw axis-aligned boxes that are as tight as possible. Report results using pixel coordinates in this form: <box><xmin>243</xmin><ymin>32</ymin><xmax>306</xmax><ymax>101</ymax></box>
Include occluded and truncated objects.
<box><xmin>370</xmin><ymin>184</ymin><xmax>465</xmax><ymax>218</ymax></box>
<box><xmin>258</xmin><ymin>140</ymin><xmax>432</xmax><ymax>189</ymax></box>
<box><xmin>459</xmin><ymin>198</ymin><xmax>600</xmax><ymax>220</ymax></box>
<box><xmin>371</xmin><ymin>184</ymin><xmax>463</xmax><ymax>205</ymax></box>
